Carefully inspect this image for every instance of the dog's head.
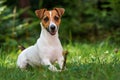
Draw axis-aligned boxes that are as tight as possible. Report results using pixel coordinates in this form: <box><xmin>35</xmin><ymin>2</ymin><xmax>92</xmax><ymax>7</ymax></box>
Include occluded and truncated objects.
<box><xmin>35</xmin><ymin>8</ymin><xmax>65</xmax><ymax>35</ymax></box>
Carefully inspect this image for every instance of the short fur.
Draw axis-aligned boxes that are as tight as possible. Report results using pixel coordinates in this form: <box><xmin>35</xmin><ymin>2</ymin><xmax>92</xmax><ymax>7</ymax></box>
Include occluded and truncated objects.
<box><xmin>17</xmin><ymin>8</ymin><xmax>65</xmax><ymax>72</ymax></box>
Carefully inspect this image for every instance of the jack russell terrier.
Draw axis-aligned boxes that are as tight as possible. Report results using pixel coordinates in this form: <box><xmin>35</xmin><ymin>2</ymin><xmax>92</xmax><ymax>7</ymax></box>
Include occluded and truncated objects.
<box><xmin>17</xmin><ymin>8</ymin><xmax>66</xmax><ymax>72</ymax></box>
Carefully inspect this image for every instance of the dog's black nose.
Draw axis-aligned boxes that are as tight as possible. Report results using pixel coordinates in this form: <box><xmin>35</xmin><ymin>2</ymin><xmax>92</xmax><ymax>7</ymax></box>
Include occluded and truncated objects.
<box><xmin>50</xmin><ymin>25</ymin><xmax>55</xmax><ymax>30</ymax></box>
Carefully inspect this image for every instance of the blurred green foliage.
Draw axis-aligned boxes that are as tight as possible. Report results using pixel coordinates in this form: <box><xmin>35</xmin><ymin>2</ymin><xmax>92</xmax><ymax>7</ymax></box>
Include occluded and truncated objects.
<box><xmin>0</xmin><ymin>0</ymin><xmax>120</xmax><ymax>48</ymax></box>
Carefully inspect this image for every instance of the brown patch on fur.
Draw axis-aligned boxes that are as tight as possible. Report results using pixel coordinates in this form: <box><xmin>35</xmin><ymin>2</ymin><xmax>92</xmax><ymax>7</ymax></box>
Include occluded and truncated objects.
<box><xmin>54</xmin><ymin>8</ymin><xmax>65</xmax><ymax>17</ymax></box>
<box><xmin>51</xmin><ymin>10</ymin><xmax>61</xmax><ymax>27</ymax></box>
<box><xmin>41</xmin><ymin>11</ymin><xmax>50</xmax><ymax>28</ymax></box>
<box><xmin>41</xmin><ymin>10</ymin><xmax>62</xmax><ymax>29</ymax></box>
<box><xmin>35</xmin><ymin>8</ymin><xmax>65</xmax><ymax>29</ymax></box>
<box><xmin>35</xmin><ymin>8</ymin><xmax>47</xmax><ymax>19</ymax></box>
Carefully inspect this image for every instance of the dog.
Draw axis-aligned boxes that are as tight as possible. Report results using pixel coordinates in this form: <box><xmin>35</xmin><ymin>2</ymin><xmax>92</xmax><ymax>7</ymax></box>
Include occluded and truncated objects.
<box><xmin>17</xmin><ymin>8</ymin><xmax>65</xmax><ymax>72</ymax></box>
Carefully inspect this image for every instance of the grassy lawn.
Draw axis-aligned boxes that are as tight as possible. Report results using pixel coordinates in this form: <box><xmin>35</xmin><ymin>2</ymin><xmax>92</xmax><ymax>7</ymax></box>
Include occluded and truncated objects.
<box><xmin>0</xmin><ymin>42</ymin><xmax>120</xmax><ymax>80</ymax></box>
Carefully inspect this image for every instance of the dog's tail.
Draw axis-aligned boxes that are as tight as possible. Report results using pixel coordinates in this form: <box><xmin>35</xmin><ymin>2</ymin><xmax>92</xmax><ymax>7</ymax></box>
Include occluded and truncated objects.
<box><xmin>18</xmin><ymin>45</ymin><xmax>25</xmax><ymax>51</ymax></box>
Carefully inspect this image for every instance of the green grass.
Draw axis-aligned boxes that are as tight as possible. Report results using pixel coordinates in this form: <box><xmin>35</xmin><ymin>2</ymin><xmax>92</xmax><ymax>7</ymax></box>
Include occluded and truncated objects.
<box><xmin>0</xmin><ymin>41</ymin><xmax>120</xmax><ymax>80</ymax></box>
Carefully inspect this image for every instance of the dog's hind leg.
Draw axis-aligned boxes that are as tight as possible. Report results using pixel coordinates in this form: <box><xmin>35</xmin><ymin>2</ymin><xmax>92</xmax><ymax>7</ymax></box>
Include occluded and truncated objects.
<box><xmin>17</xmin><ymin>60</ymin><xmax>28</xmax><ymax>70</ymax></box>
<box><xmin>17</xmin><ymin>55</ymin><xmax>28</xmax><ymax>70</ymax></box>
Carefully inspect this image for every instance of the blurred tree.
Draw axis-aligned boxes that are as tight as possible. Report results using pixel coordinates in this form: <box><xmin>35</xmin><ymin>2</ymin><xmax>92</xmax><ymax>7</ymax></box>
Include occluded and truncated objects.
<box><xmin>19</xmin><ymin>0</ymin><xmax>30</xmax><ymax>19</ymax></box>
<box><xmin>0</xmin><ymin>0</ymin><xmax>120</xmax><ymax>49</ymax></box>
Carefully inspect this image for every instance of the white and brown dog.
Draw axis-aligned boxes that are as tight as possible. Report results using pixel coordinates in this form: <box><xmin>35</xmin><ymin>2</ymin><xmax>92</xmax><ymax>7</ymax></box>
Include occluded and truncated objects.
<box><xmin>17</xmin><ymin>8</ymin><xmax>65</xmax><ymax>72</ymax></box>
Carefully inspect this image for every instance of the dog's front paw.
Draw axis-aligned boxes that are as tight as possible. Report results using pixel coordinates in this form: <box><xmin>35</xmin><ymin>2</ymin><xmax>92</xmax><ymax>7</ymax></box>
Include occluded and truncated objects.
<box><xmin>48</xmin><ymin>65</ymin><xmax>59</xmax><ymax>72</ymax></box>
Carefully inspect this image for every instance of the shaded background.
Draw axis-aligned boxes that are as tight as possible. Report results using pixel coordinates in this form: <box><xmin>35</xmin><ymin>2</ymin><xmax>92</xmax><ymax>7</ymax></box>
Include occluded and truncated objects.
<box><xmin>0</xmin><ymin>0</ymin><xmax>120</xmax><ymax>49</ymax></box>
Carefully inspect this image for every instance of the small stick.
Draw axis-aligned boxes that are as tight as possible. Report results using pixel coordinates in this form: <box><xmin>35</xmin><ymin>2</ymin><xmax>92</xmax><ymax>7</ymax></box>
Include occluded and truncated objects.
<box><xmin>62</xmin><ymin>50</ymin><xmax>69</xmax><ymax>70</ymax></box>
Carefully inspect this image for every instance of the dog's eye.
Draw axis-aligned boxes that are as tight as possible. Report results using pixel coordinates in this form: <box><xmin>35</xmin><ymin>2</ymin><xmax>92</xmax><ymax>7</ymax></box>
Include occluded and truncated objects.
<box><xmin>54</xmin><ymin>16</ymin><xmax>59</xmax><ymax>21</ymax></box>
<box><xmin>44</xmin><ymin>17</ymin><xmax>49</xmax><ymax>22</ymax></box>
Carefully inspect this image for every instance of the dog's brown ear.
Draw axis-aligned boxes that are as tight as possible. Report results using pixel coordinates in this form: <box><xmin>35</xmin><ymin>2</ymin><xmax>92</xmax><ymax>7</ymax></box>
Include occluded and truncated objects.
<box><xmin>35</xmin><ymin>8</ymin><xmax>47</xmax><ymax>19</ymax></box>
<box><xmin>54</xmin><ymin>8</ymin><xmax>65</xmax><ymax>17</ymax></box>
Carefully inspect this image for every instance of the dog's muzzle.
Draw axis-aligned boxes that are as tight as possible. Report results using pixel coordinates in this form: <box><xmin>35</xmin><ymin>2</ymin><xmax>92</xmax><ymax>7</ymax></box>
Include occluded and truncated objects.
<box><xmin>46</xmin><ymin>24</ymin><xmax>58</xmax><ymax>35</ymax></box>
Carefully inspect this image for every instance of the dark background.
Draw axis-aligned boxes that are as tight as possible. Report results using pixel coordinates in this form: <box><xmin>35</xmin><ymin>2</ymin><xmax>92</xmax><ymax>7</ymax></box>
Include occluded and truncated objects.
<box><xmin>0</xmin><ymin>0</ymin><xmax>120</xmax><ymax>49</ymax></box>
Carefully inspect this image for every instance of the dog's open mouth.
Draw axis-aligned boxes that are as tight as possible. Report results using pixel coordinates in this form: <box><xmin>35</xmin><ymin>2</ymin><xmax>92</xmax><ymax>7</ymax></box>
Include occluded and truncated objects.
<box><xmin>50</xmin><ymin>31</ymin><xmax>56</xmax><ymax>35</ymax></box>
<box><xmin>46</xmin><ymin>27</ymin><xmax>57</xmax><ymax>35</ymax></box>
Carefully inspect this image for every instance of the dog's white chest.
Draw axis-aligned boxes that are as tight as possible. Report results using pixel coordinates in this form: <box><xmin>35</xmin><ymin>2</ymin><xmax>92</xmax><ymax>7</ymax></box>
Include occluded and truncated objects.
<box><xmin>44</xmin><ymin>45</ymin><xmax>62</xmax><ymax>62</ymax></box>
<box><xmin>37</xmin><ymin>32</ymin><xmax>63</xmax><ymax>63</ymax></box>
<box><xmin>41</xmin><ymin>43</ymin><xmax>62</xmax><ymax>60</ymax></box>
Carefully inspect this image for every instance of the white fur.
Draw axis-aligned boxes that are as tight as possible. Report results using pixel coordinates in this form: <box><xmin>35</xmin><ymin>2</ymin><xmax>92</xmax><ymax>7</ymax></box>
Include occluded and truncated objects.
<box><xmin>49</xmin><ymin>11</ymin><xmax>57</xmax><ymax>31</ymax></box>
<box><xmin>17</xmin><ymin>12</ymin><xmax>64</xmax><ymax>72</ymax></box>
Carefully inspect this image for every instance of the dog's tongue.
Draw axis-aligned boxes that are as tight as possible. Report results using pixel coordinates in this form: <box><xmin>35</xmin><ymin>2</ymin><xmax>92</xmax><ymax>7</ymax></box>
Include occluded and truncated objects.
<box><xmin>50</xmin><ymin>31</ymin><xmax>56</xmax><ymax>35</ymax></box>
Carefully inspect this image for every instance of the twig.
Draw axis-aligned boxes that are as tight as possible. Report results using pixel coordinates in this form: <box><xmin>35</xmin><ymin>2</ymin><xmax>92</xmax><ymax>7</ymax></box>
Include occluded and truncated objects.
<box><xmin>62</xmin><ymin>50</ymin><xmax>69</xmax><ymax>70</ymax></box>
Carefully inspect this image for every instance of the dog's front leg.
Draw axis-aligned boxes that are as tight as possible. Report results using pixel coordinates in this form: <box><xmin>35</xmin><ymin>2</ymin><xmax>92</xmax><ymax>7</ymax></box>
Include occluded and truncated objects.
<box><xmin>42</xmin><ymin>59</ymin><xmax>60</xmax><ymax>72</ymax></box>
<box><xmin>58</xmin><ymin>56</ymin><xmax>64</xmax><ymax>70</ymax></box>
